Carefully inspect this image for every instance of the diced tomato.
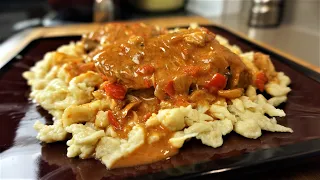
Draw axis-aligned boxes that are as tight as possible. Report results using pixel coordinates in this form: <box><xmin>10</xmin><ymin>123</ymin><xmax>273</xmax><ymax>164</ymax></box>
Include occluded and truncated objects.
<box><xmin>174</xmin><ymin>95</ymin><xmax>189</xmax><ymax>107</ymax></box>
<box><xmin>183</xmin><ymin>66</ymin><xmax>200</xmax><ymax>76</ymax></box>
<box><xmin>104</xmin><ymin>83</ymin><xmax>127</xmax><ymax>100</ymax></box>
<box><xmin>143</xmin><ymin>112</ymin><xmax>152</xmax><ymax>121</ymax></box>
<box><xmin>164</xmin><ymin>80</ymin><xmax>175</xmax><ymax>96</ymax></box>
<box><xmin>205</xmin><ymin>73</ymin><xmax>227</xmax><ymax>93</ymax></box>
<box><xmin>107</xmin><ymin>110</ymin><xmax>121</xmax><ymax>130</ymax></box>
<box><xmin>144</xmin><ymin>79</ymin><xmax>152</xmax><ymax>88</ymax></box>
<box><xmin>136</xmin><ymin>65</ymin><xmax>155</xmax><ymax>75</ymax></box>
<box><xmin>255</xmin><ymin>71</ymin><xmax>268</xmax><ymax>91</ymax></box>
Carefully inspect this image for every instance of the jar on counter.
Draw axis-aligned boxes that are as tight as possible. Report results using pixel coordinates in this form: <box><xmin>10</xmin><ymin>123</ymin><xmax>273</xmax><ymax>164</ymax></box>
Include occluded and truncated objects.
<box><xmin>249</xmin><ymin>0</ymin><xmax>285</xmax><ymax>27</ymax></box>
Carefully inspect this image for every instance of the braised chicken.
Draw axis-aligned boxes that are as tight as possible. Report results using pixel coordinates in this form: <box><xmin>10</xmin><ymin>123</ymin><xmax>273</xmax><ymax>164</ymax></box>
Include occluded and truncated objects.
<box><xmin>93</xmin><ymin>27</ymin><xmax>252</xmax><ymax>102</ymax></box>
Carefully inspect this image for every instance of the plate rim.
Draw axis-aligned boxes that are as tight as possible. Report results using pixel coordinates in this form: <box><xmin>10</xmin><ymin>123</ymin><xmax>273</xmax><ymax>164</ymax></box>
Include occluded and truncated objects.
<box><xmin>1</xmin><ymin>25</ymin><xmax>320</xmax><ymax>179</ymax></box>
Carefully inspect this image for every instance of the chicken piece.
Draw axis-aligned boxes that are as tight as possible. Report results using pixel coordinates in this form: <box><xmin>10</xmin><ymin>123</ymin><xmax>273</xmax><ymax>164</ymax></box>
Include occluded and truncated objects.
<box><xmin>189</xmin><ymin>89</ymin><xmax>216</xmax><ymax>104</ymax></box>
<box><xmin>94</xmin><ymin>27</ymin><xmax>251</xmax><ymax>100</ymax></box>
<box><xmin>253</xmin><ymin>52</ymin><xmax>277</xmax><ymax>81</ymax></box>
<box><xmin>82</xmin><ymin>23</ymin><xmax>167</xmax><ymax>52</ymax></box>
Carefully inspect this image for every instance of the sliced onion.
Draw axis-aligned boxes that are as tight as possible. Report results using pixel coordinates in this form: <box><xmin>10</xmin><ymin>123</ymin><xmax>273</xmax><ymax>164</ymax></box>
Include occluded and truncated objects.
<box><xmin>218</xmin><ymin>88</ymin><xmax>244</xmax><ymax>99</ymax></box>
<box><xmin>121</xmin><ymin>101</ymin><xmax>141</xmax><ymax>118</ymax></box>
<box><xmin>132</xmin><ymin>111</ymin><xmax>139</xmax><ymax>122</ymax></box>
<box><xmin>126</xmin><ymin>95</ymin><xmax>140</xmax><ymax>102</ymax></box>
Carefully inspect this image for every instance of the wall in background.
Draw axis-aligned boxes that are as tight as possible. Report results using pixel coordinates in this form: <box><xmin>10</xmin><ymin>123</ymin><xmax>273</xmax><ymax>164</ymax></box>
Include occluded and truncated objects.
<box><xmin>187</xmin><ymin>0</ymin><xmax>243</xmax><ymax>17</ymax></box>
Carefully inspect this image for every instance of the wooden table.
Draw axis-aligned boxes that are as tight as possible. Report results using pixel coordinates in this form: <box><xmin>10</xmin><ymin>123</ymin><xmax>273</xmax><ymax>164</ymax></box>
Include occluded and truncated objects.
<box><xmin>0</xmin><ymin>16</ymin><xmax>319</xmax><ymax>179</ymax></box>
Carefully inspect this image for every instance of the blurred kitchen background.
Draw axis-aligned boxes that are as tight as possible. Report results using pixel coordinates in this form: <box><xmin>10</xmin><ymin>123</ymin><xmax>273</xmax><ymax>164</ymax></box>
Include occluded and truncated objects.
<box><xmin>0</xmin><ymin>0</ymin><xmax>319</xmax><ymax>66</ymax></box>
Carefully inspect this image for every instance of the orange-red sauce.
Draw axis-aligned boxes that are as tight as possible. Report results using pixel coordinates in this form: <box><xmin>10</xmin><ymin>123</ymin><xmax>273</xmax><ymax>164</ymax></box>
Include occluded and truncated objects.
<box><xmin>78</xmin><ymin>23</ymin><xmax>255</xmax><ymax>168</ymax></box>
<box><xmin>82</xmin><ymin>23</ymin><xmax>167</xmax><ymax>52</ymax></box>
<box><xmin>113</xmin><ymin>126</ymin><xmax>178</xmax><ymax>168</ymax></box>
<box><xmin>93</xmin><ymin>27</ymin><xmax>251</xmax><ymax>100</ymax></box>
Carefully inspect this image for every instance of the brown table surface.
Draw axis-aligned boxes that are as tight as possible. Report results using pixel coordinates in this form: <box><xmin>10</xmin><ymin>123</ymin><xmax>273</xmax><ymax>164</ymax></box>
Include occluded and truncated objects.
<box><xmin>0</xmin><ymin>16</ymin><xmax>319</xmax><ymax>179</ymax></box>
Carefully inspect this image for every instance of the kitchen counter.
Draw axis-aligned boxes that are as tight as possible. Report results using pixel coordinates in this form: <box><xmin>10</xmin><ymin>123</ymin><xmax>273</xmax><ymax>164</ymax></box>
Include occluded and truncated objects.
<box><xmin>210</xmin><ymin>14</ymin><xmax>320</xmax><ymax>67</ymax></box>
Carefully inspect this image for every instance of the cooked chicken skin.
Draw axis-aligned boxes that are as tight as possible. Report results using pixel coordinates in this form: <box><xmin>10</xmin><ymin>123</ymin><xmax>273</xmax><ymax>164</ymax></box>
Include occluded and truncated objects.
<box><xmin>93</xmin><ymin>27</ymin><xmax>251</xmax><ymax>100</ymax></box>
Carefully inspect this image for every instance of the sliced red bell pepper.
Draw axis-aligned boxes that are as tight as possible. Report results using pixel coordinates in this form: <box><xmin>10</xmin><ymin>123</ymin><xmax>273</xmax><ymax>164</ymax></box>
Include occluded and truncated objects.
<box><xmin>104</xmin><ymin>82</ymin><xmax>127</xmax><ymax>100</ymax></box>
<box><xmin>164</xmin><ymin>80</ymin><xmax>175</xmax><ymax>96</ymax></box>
<box><xmin>205</xmin><ymin>73</ymin><xmax>227</xmax><ymax>93</ymax></box>
<box><xmin>255</xmin><ymin>71</ymin><xmax>268</xmax><ymax>91</ymax></box>
<box><xmin>107</xmin><ymin>110</ymin><xmax>121</xmax><ymax>130</ymax></box>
